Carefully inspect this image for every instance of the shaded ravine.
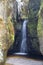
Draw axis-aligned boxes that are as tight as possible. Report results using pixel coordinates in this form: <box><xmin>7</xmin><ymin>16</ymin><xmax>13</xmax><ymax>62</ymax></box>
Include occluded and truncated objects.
<box><xmin>7</xmin><ymin>0</ymin><xmax>43</xmax><ymax>59</ymax></box>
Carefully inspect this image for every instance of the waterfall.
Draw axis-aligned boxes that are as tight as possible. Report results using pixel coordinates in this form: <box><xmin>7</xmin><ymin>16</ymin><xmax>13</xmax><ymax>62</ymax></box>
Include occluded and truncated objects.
<box><xmin>20</xmin><ymin>20</ymin><xmax>28</xmax><ymax>53</ymax></box>
<box><xmin>14</xmin><ymin>20</ymin><xmax>28</xmax><ymax>55</ymax></box>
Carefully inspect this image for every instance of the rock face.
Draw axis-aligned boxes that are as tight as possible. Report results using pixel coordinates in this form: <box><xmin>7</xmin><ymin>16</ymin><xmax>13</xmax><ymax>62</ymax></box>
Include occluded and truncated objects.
<box><xmin>20</xmin><ymin>0</ymin><xmax>29</xmax><ymax>19</ymax></box>
<box><xmin>38</xmin><ymin>1</ymin><xmax>43</xmax><ymax>55</ymax></box>
<box><xmin>0</xmin><ymin>17</ymin><xmax>14</xmax><ymax>65</ymax></box>
<box><xmin>12</xmin><ymin>0</ymin><xmax>18</xmax><ymax>21</ymax></box>
<box><xmin>28</xmin><ymin>0</ymin><xmax>43</xmax><ymax>55</ymax></box>
<box><xmin>16</xmin><ymin>0</ymin><xmax>29</xmax><ymax>19</ymax></box>
<box><xmin>0</xmin><ymin>0</ymin><xmax>14</xmax><ymax>65</ymax></box>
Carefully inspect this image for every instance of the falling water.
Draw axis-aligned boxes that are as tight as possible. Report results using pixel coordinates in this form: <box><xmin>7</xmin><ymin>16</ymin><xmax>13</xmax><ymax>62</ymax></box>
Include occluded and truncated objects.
<box><xmin>14</xmin><ymin>20</ymin><xmax>28</xmax><ymax>55</ymax></box>
<box><xmin>20</xmin><ymin>20</ymin><xmax>28</xmax><ymax>53</ymax></box>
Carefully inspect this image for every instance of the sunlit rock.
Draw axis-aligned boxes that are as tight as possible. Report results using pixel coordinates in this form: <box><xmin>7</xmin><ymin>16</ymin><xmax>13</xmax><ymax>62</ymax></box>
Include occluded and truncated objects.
<box><xmin>0</xmin><ymin>17</ymin><xmax>14</xmax><ymax>65</ymax></box>
<box><xmin>0</xmin><ymin>0</ymin><xmax>14</xmax><ymax>65</ymax></box>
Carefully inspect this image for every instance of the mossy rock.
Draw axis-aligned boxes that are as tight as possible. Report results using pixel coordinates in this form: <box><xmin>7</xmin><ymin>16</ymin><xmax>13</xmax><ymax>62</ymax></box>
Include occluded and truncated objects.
<box><xmin>28</xmin><ymin>0</ymin><xmax>43</xmax><ymax>55</ymax></box>
<box><xmin>6</xmin><ymin>17</ymin><xmax>15</xmax><ymax>49</ymax></box>
<box><xmin>0</xmin><ymin>17</ymin><xmax>14</xmax><ymax>64</ymax></box>
<box><xmin>37</xmin><ymin>2</ymin><xmax>43</xmax><ymax>54</ymax></box>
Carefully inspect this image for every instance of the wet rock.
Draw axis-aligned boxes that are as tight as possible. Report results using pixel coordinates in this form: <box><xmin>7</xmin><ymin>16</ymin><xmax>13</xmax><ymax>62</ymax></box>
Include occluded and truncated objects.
<box><xmin>27</xmin><ymin>0</ymin><xmax>43</xmax><ymax>55</ymax></box>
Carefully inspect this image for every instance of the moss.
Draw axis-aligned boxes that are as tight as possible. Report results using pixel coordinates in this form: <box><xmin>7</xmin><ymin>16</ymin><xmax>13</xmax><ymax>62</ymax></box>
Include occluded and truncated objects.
<box><xmin>28</xmin><ymin>20</ymin><xmax>37</xmax><ymax>37</ymax></box>
<box><xmin>37</xmin><ymin>16</ymin><xmax>42</xmax><ymax>37</ymax></box>
<box><xmin>6</xmin><ymin>17</ymin><xmax>15</xmax><ymax>48</ymax></box>
<box><xmin>37</xmin><ymin>1</ymin><xmax>43</xmax><ymax>37</ymax></box>
<box><xmin>28</xmin><ymin>0</ymin><xmax>43</xmax><ymax>38</ymax></box>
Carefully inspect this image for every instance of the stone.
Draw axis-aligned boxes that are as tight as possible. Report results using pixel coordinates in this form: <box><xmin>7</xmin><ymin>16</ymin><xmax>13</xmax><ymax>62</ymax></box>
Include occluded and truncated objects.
<box><xmin>0</xmin><ymin>17</ymin><xmax>14</xmax><ymax>65</ymax></box>
<box><xmin>0</xmin><ymin>0</ymin><xmax>14</xmax><ymax>65</ymax></box>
